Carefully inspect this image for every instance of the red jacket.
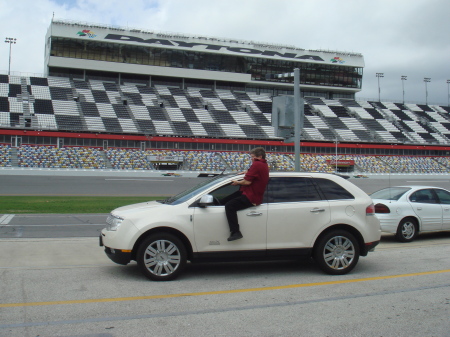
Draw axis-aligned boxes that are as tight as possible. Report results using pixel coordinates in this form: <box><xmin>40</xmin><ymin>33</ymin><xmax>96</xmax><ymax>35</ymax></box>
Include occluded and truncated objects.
<box><xmin>241</xmin><ymin>158</ymin><xmax>269</xmax><ymax>205</ymax></box>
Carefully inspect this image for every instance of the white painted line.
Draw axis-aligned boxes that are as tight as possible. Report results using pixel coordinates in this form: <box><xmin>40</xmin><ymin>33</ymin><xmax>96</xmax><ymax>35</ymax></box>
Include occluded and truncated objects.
<box><xmin>0</xmin><ymin>214</ymin><xmax>15</xmax><ymax>225</ymax></box>
<box><xmin>1</xmin><ymin>224</ymin><xmax>105</xmax><ymax>227</ymax></box>
<box><xmin>105</xmin><ymin>179</ymin><xmax>174</xmax><ymax>181</ymax></box>
<box><xmin>406</xmin><ymin>180</ymin><xmax>450</xmax><ymax>183</ymax></box>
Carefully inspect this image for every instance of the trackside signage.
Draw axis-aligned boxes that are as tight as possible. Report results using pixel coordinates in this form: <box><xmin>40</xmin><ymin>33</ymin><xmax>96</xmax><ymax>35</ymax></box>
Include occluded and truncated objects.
<box><xmin>148</xmin><ymin>155</ymin><xmax>184</xmax><ymax>162</ymax></box>
<box><xmin>326</xmin><ymin>160</ymin><xmax>355</xmax><ymax>166</ymax></box>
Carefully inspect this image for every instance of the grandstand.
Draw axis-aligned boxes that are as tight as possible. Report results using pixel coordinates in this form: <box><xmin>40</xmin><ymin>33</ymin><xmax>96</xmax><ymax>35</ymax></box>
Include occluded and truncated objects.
<box><xmin>1</xmin><ymin>19</ymin><xmax>450</xmax><ymax>174</ymax></box>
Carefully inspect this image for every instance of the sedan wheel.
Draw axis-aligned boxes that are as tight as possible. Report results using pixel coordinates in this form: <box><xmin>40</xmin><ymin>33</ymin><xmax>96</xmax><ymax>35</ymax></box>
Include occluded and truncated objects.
<box><xmin>314</xmin><ymin>230</ymin><xmax>360</xmax><ymax>275</ymax></box>
<box><xmin>396</xmin><ymin>218</ymin><xmax>418</xmax><ymax>242</ymax></box>
<box><xmin>137</xmin><ymin>233</ymin><xmax>187</xmax><ymax>281</ymax></box>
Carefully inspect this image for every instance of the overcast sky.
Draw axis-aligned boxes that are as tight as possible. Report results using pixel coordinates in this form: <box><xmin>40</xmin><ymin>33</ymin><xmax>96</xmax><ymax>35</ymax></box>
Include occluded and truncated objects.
<box><xmin>1</xmin><ymin>0</ymin><xmax>449</xmax><ymax>106</ymax></box>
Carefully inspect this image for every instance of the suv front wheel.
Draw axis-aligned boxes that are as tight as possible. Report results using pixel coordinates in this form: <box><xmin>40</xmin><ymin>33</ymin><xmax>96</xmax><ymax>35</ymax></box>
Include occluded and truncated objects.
<box><xmin>137</xmin><ymin>233</ymin><xmax>187</xmax><ymax>281</ymax></box>
<box><xmin>314</xmin><ymin>230</ymin><xmax>360</xmax><ymax>275</ymax></box>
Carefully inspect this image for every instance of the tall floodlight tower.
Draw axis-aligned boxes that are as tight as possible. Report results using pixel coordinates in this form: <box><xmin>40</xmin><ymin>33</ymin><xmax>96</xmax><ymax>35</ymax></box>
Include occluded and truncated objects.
<box><xmin>376</xmin><ymin>73</ymin><xmax>384</xmax><ymax>102</ymax></box>
<box><xmin>401</xmin><ymin>76</ymin><xmax>407</xmax><ymax>104</ymax></box>
<box><xmin>447</xmin><ymin>79</ymin><xmax>450</xmax><ymax>107</ymax></box>
<box><xmin>4</xmin><ymin>37</ymin><xmax>17</xmax><ymax>75</ymax></box>
<box><xmin>424</xmin><ymin>78</ymin><xmax>431</xmax><ymax>105</ymax></box>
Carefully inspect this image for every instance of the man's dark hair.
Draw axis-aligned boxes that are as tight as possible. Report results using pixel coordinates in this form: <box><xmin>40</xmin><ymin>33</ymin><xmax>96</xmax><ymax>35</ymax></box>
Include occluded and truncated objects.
<box><xmin>250</xmin><ymin>147</ymin><xmax>266</xmax><ymax>159</ymax></box>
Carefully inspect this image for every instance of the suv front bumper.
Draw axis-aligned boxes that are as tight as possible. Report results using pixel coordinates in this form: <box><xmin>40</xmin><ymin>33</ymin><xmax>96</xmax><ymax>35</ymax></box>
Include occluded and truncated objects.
<box><xmin>100</xmin><ymin>234</ymin><xmax>131</xmax><ymax>265</ymax></box>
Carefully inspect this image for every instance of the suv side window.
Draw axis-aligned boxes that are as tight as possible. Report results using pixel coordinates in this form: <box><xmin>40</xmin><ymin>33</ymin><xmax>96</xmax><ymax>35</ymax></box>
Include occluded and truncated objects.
<box><xmin>313</xmin><ymin>178</ymin><xmax>354</xmax><ymax>200</ymax></box>
<box><xmin>267</xmin><ymin>177</ymin><xmax>322</xmax><ymax>203</ymax></box>
<box><xmin>209</xmin><ymin>183</ymin><xmax>241</xmax><ymax>205</ymax></box>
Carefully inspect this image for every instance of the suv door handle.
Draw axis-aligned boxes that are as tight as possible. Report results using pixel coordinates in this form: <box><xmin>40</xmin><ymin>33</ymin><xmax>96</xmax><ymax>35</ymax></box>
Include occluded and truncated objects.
<box><xmin>310</xmin><ymin>208</ymin><xmax>325</xmax><ymax>213</ymax></box>
<box><xmin>246</xmin><ymin>211</ymin><xmax>262</xmax><ymax>216</ymax></box>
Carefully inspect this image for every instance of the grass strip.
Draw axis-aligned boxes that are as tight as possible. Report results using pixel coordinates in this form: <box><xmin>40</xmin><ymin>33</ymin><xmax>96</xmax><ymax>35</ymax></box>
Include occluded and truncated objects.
<box><xmin>0</xmin><ymin>196</ymin><xmax>163</xmax><ymax>214</ymax></box>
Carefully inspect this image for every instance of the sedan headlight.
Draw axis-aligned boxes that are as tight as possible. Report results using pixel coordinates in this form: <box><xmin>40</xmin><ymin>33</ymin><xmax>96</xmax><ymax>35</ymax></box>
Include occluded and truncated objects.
<box><xmin>106</xmin><ymin>214</ymin><xmax>124</xmax><ymax>231</ymax></box>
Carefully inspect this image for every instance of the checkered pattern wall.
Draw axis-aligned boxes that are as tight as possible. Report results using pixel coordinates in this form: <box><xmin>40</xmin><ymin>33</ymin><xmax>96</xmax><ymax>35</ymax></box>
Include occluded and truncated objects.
<box><xmin>1</xmin><ymin>74</ymin><xmax>450</xmax><ymax>144</ymax></box>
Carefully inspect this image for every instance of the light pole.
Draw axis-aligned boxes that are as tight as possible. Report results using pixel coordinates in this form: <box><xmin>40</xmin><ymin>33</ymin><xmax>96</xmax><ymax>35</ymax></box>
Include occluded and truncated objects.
<box><xmin>401</xmin><ymin>75</ymin><xmax>407</xmax><ymax>104</ymax></box>
<box><xmin>269</xmin><ymin>69</ymin><xmax>304</xmax><ymax>171</ymax></box>
<box><xmin>424</xmin><ymin>78</ymin><xmax>431</xmax><ymax>105</ymax></box>
<box><xmin>447</xmin><ymin>80</ymin><xmax>450</xmax><ymax>107</ymax></box>
<box><xmin>376</xmin><ymin>73</ymin><xmax>384</xmax><ymax>102</ymax></box>
<box><xmin>4</xmin><ymin>37</ymin><xmax>17</xmax><ymax>75</ymax></box>
<box><xmin>335</xmin><ymin>138</ymin><xmax>338</xmax><ymax>173</ymax></box>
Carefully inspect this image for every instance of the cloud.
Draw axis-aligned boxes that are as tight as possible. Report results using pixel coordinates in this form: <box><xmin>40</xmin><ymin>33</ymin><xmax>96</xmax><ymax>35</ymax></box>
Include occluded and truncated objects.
<box><xmin>1</xmin><ymin>0</ymin><xmax>448</xmax><ymax>105</ymax></box>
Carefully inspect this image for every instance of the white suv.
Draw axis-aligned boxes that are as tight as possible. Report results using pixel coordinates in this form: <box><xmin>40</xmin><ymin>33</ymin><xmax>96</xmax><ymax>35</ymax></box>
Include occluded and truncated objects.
<box><xmin>100</xmin><ymin>172</ymin><xmax>381</xmax><ymax>281</ymax></box>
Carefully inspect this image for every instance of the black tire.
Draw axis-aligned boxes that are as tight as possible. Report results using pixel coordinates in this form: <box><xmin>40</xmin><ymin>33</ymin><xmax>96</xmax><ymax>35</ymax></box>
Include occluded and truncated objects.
<box><xmin>314</xmin><ymin>230</ymin><xmax>360</xmax><ymax>275</ymax></box>
<box><xmin>395</xmin><ymin>218</ymin><xmax>418</xmax><ymax>243</ymax></box>
<box><xmin>137</xmin><ymin>233</ymin><xmax>187</xmax><ymax>281</ymax></box>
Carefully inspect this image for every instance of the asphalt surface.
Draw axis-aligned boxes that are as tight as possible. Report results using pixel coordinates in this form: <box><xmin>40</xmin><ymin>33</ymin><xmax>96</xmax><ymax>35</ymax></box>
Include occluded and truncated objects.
<box><xmin>1</xmin><ymin>170</ymin><xmax>450</xmax><ymax>196</ymax></box>
<box><xmin>1</xmin><ymin>233</ymin><xmax>449</xmax><ymax>336</ymax></box>
<box><xmin>2</xmin><ymin>173</ymin><xmax>450</xmax><ymax>238</ymax></box>
<box><xmin>1</xmin><ymin>171</ymin><xmax>450</xmax><ymax>336</ymax></box>
<box><xmin>0</xmin><ymin>175</ymin><xmax>200</xmax><ymax>196</ymax></box>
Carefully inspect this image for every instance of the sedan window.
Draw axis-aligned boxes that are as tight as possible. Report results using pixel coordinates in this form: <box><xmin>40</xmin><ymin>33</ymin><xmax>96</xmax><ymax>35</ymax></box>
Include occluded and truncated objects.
<box><xmin>434</xmin><ymin>189</ymin><xmax>450</xmax><ymax>204</ymax></box>
<box><xmin>370</xmin><ymin>187</ymin><xmax>411</xmax><ymax>200</ymax></box>
<box><xmin>409</xmin><ymin>189</ymin><xmax>437</xmax><ymax>204</ymax></box>
<box><xmin>267</xmin><ymin>177</ymin><xmax>322</xmax><ymax>203</ymax></box>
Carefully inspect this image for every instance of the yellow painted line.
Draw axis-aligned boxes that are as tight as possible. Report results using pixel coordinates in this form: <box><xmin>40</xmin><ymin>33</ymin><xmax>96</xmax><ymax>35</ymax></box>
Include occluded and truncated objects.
<box><xmin>2</xmin><ymin>269</ymin><xmax>450</xmax><ymax>308</ymax></box>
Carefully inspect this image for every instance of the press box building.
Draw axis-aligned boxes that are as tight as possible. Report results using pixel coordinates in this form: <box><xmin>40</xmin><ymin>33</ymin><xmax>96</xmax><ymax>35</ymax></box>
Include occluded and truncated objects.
<box><xmin>45</xmin><ymin>19</ymin><xmax>364</xmax><ymax>100</ymax></box>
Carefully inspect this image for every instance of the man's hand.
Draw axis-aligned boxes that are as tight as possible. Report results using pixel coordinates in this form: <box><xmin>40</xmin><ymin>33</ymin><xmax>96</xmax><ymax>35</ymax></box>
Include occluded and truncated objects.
<box><xmin>231</xmin><ymin>179</ymin><xmax>251</xmax><ymax>186</ymax></box>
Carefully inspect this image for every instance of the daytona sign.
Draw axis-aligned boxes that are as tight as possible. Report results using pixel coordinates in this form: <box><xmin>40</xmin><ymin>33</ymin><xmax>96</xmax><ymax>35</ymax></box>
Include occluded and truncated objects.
<box><xmin>104</xmin><ymin>34</ymin><xmax>326</xmax><ymax>62</ymax></box>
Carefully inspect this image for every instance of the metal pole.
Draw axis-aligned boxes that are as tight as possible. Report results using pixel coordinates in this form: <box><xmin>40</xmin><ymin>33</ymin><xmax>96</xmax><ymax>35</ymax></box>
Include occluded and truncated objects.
<box><xmin>376</xmin><ymin>73</ymin><xmax>384</xmax><ymax>102</ymax></box>
<box><xmin>8</xmin><ymin>43</ymin><xmax>12</xmax><ymax>75</ymax></box>
<box><xmin>424</xmin><ymin>78</ymin><xmax>431</xmax><ymax>105</ymax></box>
<box><xmin>447</xmin><ymin>80</ymin><xmax>450</xmax><ymax>107</ymax></box>
<box><xmin>335</xmin><ymin>138</ymin><xmax>338</xmax><ymax>173</ymax></box>
<box><xmin>5</xmin><ymin>37</ymin><xmax>17</xmax><ymax>75</ymax></box>
<box><xmin>401</xmin><ymin>76</ymin><xmax>407</xmax><ymax>104</ymax></box>
<box><xmin>377</xmin><ymin>77</ymin><xmax>380</xmax><ymax>102</ymax></box>
<box><xmin>4</xmin><ymin>37</ymin><xmax>16</xmax><ymax>75</ymax></box>
<box><xmin>293</xmin><ymin>68</ymin><xmax>302</xmax><ymax>172</ymax></box>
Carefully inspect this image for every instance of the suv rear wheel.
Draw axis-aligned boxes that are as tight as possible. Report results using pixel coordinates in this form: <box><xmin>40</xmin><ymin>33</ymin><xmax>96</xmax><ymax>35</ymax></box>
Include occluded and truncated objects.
<box><xmin>314</xmin><ymin>230</ymin><xmax>360</xmax><ymax>275</ymax></box>
<box><xmin>137</xmin><ymin>233</ymin><xmax>187</xmax><ymax>281</ymax></box>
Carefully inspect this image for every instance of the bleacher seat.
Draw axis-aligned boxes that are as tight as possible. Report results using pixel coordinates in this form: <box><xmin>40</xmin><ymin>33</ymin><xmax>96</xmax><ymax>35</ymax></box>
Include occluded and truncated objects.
<box><xmin>17</xmin><ymin>145</ymin><xmax>107</xmax><ymax>169</ymax></box>
<box><xmin>0</xmin><ymin>144</ymin><xmax>12</xmax><ymax>167</ymax></box>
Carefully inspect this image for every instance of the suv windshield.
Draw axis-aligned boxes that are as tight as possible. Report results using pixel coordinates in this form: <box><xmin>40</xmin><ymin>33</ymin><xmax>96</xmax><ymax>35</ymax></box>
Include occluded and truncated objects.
<box><xmin>161</xmin><ymin>174</ymin><xmax>233</xmax><ymax>205</ymax></box>
<box><xmin>370</xmin><ymin>187</ymin><xmax>411</xmax><ymax>200</ymax></box>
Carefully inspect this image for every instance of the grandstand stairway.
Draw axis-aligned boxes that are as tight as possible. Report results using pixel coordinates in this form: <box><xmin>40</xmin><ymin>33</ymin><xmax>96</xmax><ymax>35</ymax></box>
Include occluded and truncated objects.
<box><xmin>9</xmin><ymin>147</ymin><xmax>18</xmax><ymax>167</ymax></box>
<box><xmin>101</xmin><ymin>151</ymin><xmax>113</xmax><ymax>168</ymax></box>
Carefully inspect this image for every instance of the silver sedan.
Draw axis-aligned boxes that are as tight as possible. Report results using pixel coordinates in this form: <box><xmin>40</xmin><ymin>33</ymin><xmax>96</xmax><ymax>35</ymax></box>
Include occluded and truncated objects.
<box><xmin>371</xmin><ymin>185</ymin><xmax>450</xmax><ymax>242</ymax></box>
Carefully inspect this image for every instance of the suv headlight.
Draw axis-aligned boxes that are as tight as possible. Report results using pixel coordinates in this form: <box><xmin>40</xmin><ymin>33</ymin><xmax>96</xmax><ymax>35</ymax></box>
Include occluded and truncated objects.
<box><xmin>106</xmin><ymin>214</ymin><xmax>124</xmax><ymax>231</ymax></box>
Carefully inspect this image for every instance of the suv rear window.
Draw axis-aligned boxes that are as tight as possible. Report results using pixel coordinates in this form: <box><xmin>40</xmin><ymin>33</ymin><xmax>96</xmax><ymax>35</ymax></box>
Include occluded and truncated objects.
<box><xmin>267</xmin><ymin>177</ymin><xmax>322</xmax><ymax>203</ymax></box>
<box><xmin>313</xmin><ymin>178</ymin><xmax>354</xmax><ymax>200</ymax></box>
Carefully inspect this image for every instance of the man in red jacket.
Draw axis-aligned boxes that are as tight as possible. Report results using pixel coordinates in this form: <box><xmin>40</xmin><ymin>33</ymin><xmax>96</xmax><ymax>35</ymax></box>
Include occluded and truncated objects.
<box><xmin>225</xmin><ymin>147</ymin><xmax>269</xmax><ymax>241</ymax></box>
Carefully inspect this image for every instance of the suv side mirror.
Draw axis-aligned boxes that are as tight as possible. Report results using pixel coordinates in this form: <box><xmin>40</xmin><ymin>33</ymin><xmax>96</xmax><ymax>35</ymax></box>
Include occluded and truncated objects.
<box><xmin>198</xmin><ymin>194</ymin><xmax>214</xmax><ymax>208</ymax></box>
